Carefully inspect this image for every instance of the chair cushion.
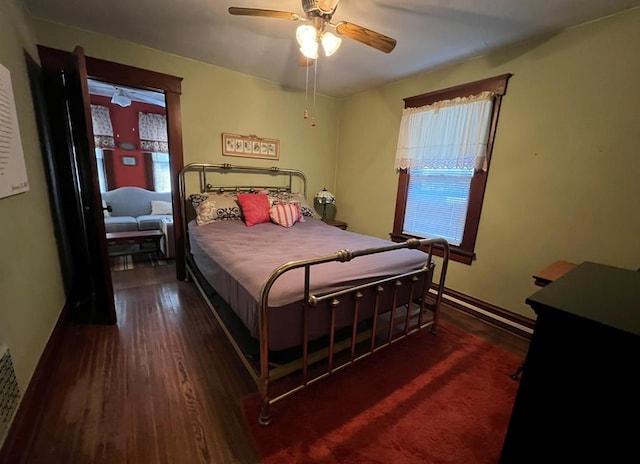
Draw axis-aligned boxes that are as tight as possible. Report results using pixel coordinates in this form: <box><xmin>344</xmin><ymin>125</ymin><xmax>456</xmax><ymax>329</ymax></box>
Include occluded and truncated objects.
<box><xmin>137</xmin><ymin>214</ymin><xmax>171</xmax><ymax>231</ymax></box>
<box><xmin>104</xmin><ymin>216</ymin><xmax>138</xmax><ymax>233</ymax></box>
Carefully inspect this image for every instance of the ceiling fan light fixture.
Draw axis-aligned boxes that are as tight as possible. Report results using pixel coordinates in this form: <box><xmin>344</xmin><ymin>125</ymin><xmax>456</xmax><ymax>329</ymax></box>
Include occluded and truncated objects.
<box><xmin>320</xmin><ymin>32</ymin><xmax>341</xmax><ymax>56</ymax></box>
<box><xmin>300</xmin><ymin>42</ymin><xmax>319</xmax><ymax>60</ymax></box>
<box><xmin>296</xmin><ymin>24</ymin><xmax>317</xmax><ymax>47</ymax></box>
<box><xmin>111</xmin><ymin>87</ymin><xmax>132</xmax><ymax>107</ymax></box>
<box><xmin>297</xmin><ymin>25</ymin><xmax>319</xmax><ymax>59</ymax></box>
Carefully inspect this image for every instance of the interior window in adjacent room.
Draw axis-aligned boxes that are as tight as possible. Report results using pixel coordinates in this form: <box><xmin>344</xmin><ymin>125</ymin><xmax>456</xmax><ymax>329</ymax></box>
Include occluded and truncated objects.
<box><xmin>391</xmin><ymin>74</ymin><xmax>512</xmax><ymax>265</ymax></box>
<box><xmin>151</xmin><ymin>152</ymin><xmax>171</xmax><ymax>192</ymax></box>
<box><xmin>95</xmin><ymin>148</ymin><xmax>107</xmax><ymax>193</ymax></box>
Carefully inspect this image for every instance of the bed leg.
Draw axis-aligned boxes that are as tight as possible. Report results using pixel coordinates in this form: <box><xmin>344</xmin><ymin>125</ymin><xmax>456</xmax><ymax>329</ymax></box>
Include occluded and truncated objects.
<box><xmin>258</xmin><ymin>377</ymin><xmax>272</xmax><ymax>425</ymax></box>
<box><xmin>258</xmin><ymin>397</ymin><xmax>272</xmax><ymax>426</ymax></box>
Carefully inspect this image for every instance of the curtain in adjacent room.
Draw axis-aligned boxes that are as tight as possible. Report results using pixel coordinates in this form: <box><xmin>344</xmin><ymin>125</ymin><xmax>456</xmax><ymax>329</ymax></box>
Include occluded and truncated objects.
<box><xmin>90</xmin><ymin>104</ymin><xmax>115</xmax><ymax>149</ymax></box>
<box><xmin>138</xmin><ymin>112</ymin><xmax>169</xmax><ymax>153</ymax></box>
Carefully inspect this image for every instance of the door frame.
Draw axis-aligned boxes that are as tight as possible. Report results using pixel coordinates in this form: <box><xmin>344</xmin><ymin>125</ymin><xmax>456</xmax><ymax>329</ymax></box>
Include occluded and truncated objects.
<box><xmin>37</xmin><ymin>46</ymin><xmax>187</xmax><ymax>282</ymax></box>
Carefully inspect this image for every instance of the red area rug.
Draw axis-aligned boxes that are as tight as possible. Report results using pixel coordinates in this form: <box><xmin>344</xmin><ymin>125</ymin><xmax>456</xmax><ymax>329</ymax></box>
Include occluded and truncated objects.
<box><xmin>243</xmin><ymin>322</ymin><xmax>522</xmax><ymax>463</ymax></box>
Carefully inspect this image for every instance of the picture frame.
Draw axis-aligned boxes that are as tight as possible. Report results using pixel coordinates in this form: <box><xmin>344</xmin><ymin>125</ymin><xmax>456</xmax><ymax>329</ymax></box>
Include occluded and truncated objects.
<box><xmin>122</xmin><ymin>156</ymin><xmax>137</xmax><ymax>166</ymax></box>
<box><xmin>222</xmin><ymin>133</ymin><xmax>279</xmax><ymax>160</ymax></box>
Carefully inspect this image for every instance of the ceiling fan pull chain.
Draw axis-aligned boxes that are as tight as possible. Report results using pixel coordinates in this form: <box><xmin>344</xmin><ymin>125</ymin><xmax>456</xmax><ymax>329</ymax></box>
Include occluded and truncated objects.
<box><xmin>311</xmin><ymin>58</ymin><xmax>317</xmax><ymax>127</ymax></box>
<box><xmin>304</xmin><ymin>58</ymin><xmax>310</xmax><ymax>119</ymax></box>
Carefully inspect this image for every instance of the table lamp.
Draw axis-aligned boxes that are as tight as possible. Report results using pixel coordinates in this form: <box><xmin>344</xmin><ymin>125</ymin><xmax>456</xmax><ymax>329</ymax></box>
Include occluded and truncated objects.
<box><xmin>315</xmin><ymin>188</ymin><xmax>335</xmax><ymax>221</ymax></box>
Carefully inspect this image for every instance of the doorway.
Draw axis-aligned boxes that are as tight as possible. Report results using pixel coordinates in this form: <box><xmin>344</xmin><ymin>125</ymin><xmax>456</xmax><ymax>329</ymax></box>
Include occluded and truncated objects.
<box><xmin>86</xmin><ymin>79</ymin><xmax>175</xmax><ymax>274</ymax></box>
<box><xmin>36</xmin><ymin>45</ymin><xmax>185</xmax><ymax>324</ymax></box>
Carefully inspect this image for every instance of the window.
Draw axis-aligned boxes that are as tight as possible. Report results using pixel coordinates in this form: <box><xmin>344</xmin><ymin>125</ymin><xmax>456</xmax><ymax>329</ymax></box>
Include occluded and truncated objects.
<box><xmin>404</xmin><ymin>168</ymin><xmax>474</xmax><ymax>245</ymax></box>
<box><xmin>95</xmin><ymin>148</ymin><xmax>107</xmax><ymax>193</ymax></box>
<box><xmin>151</xmin><ymin>152</ymin><xmax>171</xmax><ymax>192</ymax></box>
<box><xmin>391</xmin><ymin>74</ymin><xmax>512</xmax><ymax>264</ymax></box>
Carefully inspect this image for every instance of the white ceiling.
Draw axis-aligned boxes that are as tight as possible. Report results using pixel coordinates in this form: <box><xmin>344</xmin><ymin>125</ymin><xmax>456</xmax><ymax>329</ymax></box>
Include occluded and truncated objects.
<box><xmin>25</xmin><ymin>0</ymin><xmax>640</xmax><ymax>98</ymax></box>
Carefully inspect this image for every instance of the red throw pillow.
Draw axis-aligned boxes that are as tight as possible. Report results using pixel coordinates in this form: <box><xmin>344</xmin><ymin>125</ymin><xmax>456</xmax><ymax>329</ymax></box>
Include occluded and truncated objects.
<box><xmin>270</xmin><ymin>202</ymin><xmax>301</xmax><ymax>228</ymax></box>
<box><xmin>236</xmin><ymin>193</ymin><xmax>271</xmax><ymax>227</ymax></box>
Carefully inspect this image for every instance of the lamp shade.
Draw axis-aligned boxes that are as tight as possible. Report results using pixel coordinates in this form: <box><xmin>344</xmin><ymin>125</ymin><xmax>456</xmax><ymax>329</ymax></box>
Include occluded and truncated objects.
<box><xmin>296</xmin><ymin>25</ymin><xmax>319</xmax><ymax>59</ymax></box>
<box><xmin>320</xmin><ymin>32</ymin><xmax>342</xmax><ymax>57</ymax></box>
<box><xmin>315</xmin><ymin>187</ymin><xmax>335</xmax><ymax>204</ymax></box>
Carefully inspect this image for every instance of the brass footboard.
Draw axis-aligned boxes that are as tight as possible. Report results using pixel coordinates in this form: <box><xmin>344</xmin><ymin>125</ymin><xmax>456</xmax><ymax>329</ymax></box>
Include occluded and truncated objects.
<box><xmin>257</xmin><ymin>237</ymin><xmax>449</xmax><ymax>425</ymax></box>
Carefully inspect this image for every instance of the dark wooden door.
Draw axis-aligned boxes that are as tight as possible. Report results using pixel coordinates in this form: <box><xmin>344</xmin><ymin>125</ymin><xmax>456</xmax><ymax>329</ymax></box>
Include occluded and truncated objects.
<box><xmin>37</xmin><ymin>45</ymin><xmax>185</xmax><ymax>311</ymax></box>
<box><xmin>67</xmin><ymin>46</ymin><xmax>116</xmax><ymax>323</ymax></box>
<box><xmin>37</xmin><ymin>46</ymin><xmax>116</xmax><ymax>324</ymax></box>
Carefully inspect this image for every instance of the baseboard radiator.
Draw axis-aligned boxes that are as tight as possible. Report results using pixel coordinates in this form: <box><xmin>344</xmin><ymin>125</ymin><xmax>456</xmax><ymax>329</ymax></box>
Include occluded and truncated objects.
<box><xmin>0</xmin><ymin>345</ymin><xmax>20</xmax><ymax>447</ymax></box>
<box><xmin>430</xmin><ymin>285</ymin><xmax>535</xmax><ymax>340</ymax></box>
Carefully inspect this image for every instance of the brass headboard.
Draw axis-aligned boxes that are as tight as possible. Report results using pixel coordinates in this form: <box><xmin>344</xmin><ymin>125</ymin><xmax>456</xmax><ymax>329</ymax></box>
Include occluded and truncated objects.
<box><xmin>178</xmin><ymin>162</ymin><xmax>308</xmax><ymax>247</ymax></box>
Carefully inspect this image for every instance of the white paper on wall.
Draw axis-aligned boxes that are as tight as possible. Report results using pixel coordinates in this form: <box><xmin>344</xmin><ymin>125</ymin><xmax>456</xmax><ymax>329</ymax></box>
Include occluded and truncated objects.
<box><xmin>0</xmin><ymin>63</ymin><xmax>29</xmax><ymax>199</ymax></box>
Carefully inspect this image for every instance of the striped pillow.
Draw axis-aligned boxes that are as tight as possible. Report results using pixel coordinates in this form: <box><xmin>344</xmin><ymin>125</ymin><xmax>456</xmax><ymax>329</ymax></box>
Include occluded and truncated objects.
<box><xmin>269</xmin><ymin>203</ymin><xmax>301</xmax><ymax>228</ymax></box>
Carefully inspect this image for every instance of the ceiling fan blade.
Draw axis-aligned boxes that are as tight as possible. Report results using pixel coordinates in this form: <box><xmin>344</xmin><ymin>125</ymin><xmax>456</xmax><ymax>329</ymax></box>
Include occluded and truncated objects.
<box><xmin>335</xmin><ymin>21</ymin><xmax>397</xmax><ymax>53</ymax></box>
<box><xmin>228</xmin><ymin>7</ymin><xmax>301</xmax><ymax>21</ymax></box>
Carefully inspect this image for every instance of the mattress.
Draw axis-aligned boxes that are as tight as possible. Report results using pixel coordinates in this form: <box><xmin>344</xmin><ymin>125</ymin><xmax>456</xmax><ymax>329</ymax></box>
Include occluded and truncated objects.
<box><xmin>188</xmin><ymin>217</ymin><xmax>430</xmax><ymax>350</ymax></box>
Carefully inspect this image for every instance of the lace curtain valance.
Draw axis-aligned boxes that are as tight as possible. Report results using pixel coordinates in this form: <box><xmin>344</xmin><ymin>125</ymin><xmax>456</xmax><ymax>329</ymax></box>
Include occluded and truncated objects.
<box><xmin>90</xmin><ymin>104</ymin><xmax>115</xmax><ymax>149</ymax></box>
<box><xmin>138</xmin><ymin>112</ymin><xmax>169</xmax><ymax>153</ymax></box>
<box><xmin>394</xmin><ymin>91</ymin><xmax>494</xmax><ymax>172</ymax></box>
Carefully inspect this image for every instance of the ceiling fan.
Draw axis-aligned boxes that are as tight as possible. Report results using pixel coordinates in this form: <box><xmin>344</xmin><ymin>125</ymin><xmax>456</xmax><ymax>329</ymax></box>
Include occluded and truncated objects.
<box><xmin>228</xmin><ymin>0</ymin><xmax>397</xmax><ymax>61</ymax></box>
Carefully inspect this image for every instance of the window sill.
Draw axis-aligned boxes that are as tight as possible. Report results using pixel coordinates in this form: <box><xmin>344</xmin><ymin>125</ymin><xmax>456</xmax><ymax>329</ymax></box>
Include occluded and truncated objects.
<box><xmin>389</xmin><ymin>233</ymin><xmax>474</xmax><ymax>265</ymax></box>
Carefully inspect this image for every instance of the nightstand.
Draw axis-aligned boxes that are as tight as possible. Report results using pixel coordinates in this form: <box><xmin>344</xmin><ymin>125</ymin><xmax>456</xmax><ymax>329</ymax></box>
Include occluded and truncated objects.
<box><xmin>324</xmin><ymin>219</ymin><xmax>348</xmax><ymax>230</ymax></box>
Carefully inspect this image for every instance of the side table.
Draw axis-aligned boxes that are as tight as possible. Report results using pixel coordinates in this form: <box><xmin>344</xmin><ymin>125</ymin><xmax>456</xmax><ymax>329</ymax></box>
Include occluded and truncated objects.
<box><xmin>532</xmin><ymin>260</ymin><xmax>576</xmax><ymax>287</ymax></box>
<box><xmin>105</xmin><ymin>230</ymin><xmax>163</xmax><ymax>257</ymax></box>
<box><xmin>323</xmin><ymin>219</ymin><xmax>348</xmax><ymax>230</ymax></box>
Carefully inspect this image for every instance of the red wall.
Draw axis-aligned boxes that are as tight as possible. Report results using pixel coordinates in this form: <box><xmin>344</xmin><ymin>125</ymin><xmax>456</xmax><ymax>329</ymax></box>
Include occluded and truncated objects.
<box><xmin>90</xmin><ymin>95</ymin><xmax>166</xmax><ymax>189</ymax></box>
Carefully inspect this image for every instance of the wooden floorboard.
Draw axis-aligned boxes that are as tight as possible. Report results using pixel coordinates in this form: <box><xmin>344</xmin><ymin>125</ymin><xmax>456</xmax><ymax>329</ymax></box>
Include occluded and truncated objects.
<box><xmin>13</xmin><ymin>263</ymin><xmax>529</xmax><ymax>464</ymax></box>
<box><xmin>23</xmin><ymin>265</ymin><xmax>258</xmax><ymax>464</ymax></box>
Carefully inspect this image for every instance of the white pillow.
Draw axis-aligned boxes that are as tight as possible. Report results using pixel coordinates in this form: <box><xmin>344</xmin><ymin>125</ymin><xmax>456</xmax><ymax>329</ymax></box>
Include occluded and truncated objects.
<box><xmin>196</xmin><ymin>198</ymin><xmax>218</xmax><ymax>225</ymax></box>
<box><xmin>102</xmin><ymin>199</ymin><xmax>111</xmax><ymax>217</ymax></box>
<box><xmin>150</xmin><ymin>200</ymin><xmax>173</xmax><ymax>215</ymax></box>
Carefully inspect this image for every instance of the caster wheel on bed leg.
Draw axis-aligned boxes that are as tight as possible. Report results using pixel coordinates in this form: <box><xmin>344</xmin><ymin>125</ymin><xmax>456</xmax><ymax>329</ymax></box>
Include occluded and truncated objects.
<box><xmin>258</xmin><ymin>396</ymin><xmax>272</xmax><ymax>426</ymax></box>
<box><xmin>258</xmin><ymin>412</ymin><xmax>272</xmax><ymax>426</ymax></box>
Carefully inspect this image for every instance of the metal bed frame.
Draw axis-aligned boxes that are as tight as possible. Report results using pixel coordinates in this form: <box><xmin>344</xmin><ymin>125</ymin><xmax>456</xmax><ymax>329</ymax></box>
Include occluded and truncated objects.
<box><xmin>179</xmin><ymin>163</ymin><xmax>450</xmax><ymax>425</ymax></box>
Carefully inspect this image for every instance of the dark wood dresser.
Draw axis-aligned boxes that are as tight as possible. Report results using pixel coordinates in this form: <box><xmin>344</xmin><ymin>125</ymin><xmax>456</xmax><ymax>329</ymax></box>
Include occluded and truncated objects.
<box><xmin>500</xmin><ymin>262</ymin><xmax>640</xmax><ymax>463</ymax></box>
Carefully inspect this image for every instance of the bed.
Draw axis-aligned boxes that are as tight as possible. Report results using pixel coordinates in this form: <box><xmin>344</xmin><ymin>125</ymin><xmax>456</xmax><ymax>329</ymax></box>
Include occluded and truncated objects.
<box><xmin>179</xmin><ymin>163</ymin><xmax>450</xmax><ymax>424</ymax></box>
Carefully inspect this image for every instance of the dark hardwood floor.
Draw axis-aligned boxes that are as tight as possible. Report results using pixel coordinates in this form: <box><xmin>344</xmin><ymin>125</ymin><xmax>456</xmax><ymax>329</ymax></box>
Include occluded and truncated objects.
<box><xmin>13</xmin><ymin>263</ymin><xmax>529</xmax><ymax>464</ymax></box>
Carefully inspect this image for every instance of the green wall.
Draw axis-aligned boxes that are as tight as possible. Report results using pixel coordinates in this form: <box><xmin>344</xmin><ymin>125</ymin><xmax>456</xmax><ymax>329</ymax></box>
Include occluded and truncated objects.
<box><xmin>0</xmin><ymin>0</ymin><xmax>65</xmax><ymax>390</ymax></box>
<box><xmin>335</xmin><ymin>8</ymin><xmax>640</xmax><ymax>319</ymax></box>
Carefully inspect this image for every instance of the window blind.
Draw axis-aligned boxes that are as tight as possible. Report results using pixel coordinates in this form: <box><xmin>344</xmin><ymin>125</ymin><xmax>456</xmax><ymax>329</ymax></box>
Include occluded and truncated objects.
<box><xmin>403</xmin><ymin>168</ymin><xmax>473</xmax><ymax>245</ymax></box>
<box><xmin>152</xmin><ymin>152</ymin><xmax>171</xmax><ymax>192</ymax></box>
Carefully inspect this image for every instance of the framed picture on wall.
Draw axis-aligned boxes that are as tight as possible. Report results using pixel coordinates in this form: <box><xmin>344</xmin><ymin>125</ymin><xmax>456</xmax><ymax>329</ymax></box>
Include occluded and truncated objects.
<box><xmin>122</xmin><ymin>156</ymin><xmax>137</xmax><ymax>166</ymax></box>
<box><xmin>222</xmin><ymin>133</ymin><xmax>279</xmax><ymax>160</ymax></box>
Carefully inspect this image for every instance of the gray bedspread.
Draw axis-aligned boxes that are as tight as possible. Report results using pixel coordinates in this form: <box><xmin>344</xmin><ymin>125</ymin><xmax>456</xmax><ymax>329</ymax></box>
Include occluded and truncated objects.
<box><xmin>188</xmin><ymin>217</ymin><xmax>430</xmax><ymax>349</ymax></box>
